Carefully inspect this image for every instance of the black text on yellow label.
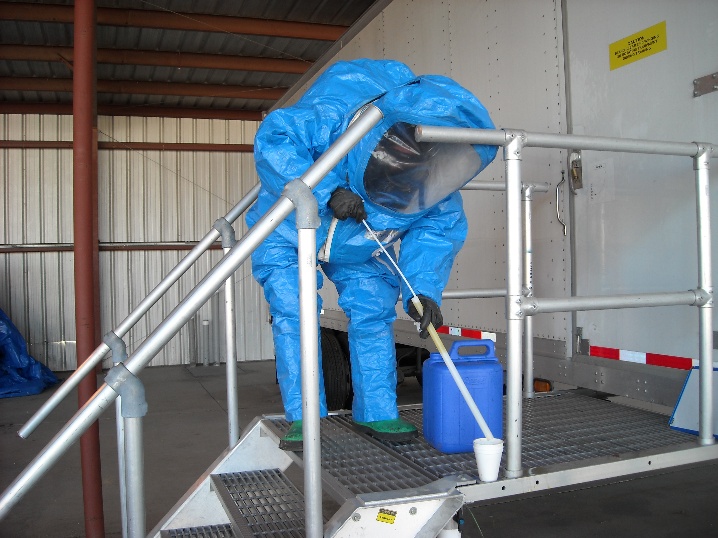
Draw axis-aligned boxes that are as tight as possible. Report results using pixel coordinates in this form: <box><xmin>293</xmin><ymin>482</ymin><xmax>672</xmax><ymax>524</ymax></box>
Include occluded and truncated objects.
<box><xmin>377</xmin><ymin>508</ymin><xmax>397</xmax><ymax>524</ymax></box>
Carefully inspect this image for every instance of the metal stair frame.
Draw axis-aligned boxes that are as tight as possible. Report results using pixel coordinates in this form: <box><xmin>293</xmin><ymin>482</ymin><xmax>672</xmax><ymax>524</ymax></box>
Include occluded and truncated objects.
<box><xmin>152</xmin><ymin>412</ymin><xmax>469</xmax><ymax>537</ymax></box>
<box><xmin>325</xmin><ymin>477</ymin><xmax>463</xmax><ymax>538</ymax></box>
<box><xmin>149</xmin><ymin>418</ymin><xmax>294</xmax><ymax>535</ymax></box>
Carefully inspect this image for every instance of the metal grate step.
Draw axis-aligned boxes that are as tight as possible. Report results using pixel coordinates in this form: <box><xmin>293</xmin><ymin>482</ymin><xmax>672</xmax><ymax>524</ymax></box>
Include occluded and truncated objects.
<box><xmin>212</xmin><ymin>469</ymin><xmax>305</xmax><ymax>538</ymax></box>
<box><xmin>268</xmin><ymin>414</ymin><xmax>436</xmax><ymax>496</ymax></box>
<box><xmin>161</xmin><ymin>524</ymin><xmax>235</xmax><ymax>538</ymax></box>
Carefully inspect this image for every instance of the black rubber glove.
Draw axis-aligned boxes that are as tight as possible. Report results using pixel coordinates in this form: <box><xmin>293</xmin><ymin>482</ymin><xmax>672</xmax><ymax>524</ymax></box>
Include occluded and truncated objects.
<box><xmin>407</xmin><ymin>295</ymin><xmax>443</xmax><ymax>339</ymax></box>
<box><xmin>329</xmin><ymin>187</ymin><xmax>367</xmax><ymax>222</ymax></box>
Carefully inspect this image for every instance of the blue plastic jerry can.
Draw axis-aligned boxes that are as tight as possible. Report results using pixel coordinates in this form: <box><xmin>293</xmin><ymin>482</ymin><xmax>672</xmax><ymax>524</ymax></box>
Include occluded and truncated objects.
<box><xmin>422</xmin><ymin>339</ymin><xmax>504</xmax><ymax>453</ymax></box>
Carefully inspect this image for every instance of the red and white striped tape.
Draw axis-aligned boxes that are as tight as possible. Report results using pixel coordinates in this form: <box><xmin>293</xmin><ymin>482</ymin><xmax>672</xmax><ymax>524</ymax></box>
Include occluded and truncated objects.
<box><xmin>433</xmin><ymin>327</ymin><xmax>699</xmax><ymax>371</ymax></box>
<box><xmin>589</xmin><ymin>345</ymin><xmax>697</xmax><ymax>370</ymax></box>
<box><xmin>436</xmin><ymin>325</ymin><xmax>497</xmax><ymax>342</ymax></box>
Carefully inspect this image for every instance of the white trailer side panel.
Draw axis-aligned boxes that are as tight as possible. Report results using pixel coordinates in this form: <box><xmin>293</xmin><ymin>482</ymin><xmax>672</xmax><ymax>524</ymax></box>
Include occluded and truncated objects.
<box><xmin>565</xmin><ymin>1</ymin><xmax>718</xmax><ymax>363</ymax></box>
<box><xmin>316</xmin><ymin>0</ymin><xmax>572</xmax><ymax>346</ymax></box>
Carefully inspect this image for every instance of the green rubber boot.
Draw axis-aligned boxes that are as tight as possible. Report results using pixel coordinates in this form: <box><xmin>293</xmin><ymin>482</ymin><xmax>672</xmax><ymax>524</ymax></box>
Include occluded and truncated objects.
<box><xmin>279</xmin><ymin>420</ymin><xmax>303</xmax><ymax>451</ymax></box>
<box><xmin>354</xmin><ymin>418</ymin><xmax>418</xmax><ymax>442</ymax></box>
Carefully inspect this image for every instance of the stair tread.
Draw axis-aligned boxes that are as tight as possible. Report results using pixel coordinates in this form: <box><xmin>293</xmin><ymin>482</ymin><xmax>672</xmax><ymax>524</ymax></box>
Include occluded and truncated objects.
<box><xmin>212</xmin><ymin>469</ymin><xmax>305</xmax><ymax>537</ymax></box>
<box><xmin>160</xmin><ymin>524</ymin><xmax>235</xmax><ymax>538</ymax></box>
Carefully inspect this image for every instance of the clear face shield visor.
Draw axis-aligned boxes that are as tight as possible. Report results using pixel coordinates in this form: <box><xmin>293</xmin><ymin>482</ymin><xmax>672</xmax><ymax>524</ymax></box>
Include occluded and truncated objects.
<box><xmin>362</xmin><ymin>122</ymin><xmax>483</xmax><ymax>214</ymax></box>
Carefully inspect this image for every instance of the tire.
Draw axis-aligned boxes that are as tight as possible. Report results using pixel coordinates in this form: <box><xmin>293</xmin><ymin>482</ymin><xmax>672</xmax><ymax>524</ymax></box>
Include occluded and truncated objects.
<box><xmin>321</xmin><ymin>328</ymin><xmax>353</xmax><ymax>411</ymax></box>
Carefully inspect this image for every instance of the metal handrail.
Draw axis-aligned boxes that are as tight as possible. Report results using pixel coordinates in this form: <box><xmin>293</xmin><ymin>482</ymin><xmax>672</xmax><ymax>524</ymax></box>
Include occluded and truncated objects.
<box><xmin>456</xmin><ymin>179</ymin><xmax>550</xmax><ymax>397</ymax></box>
<box><xmin>18</xmin><ymin>184</ymin><xmax>261</xmax><ymax>439</ymax></box>
<box><xmin>418</xmin><ymin>125</ymin><xmax>715</xmax><ymax>477</ymax></box>
<box><xmin>0</xmin><ymin>104</ymin><xmax>384</xmax><ymax>524</ymax></box>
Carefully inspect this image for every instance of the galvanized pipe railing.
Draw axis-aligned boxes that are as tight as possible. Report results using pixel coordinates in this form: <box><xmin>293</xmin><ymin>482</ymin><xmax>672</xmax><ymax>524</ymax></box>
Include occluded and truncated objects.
<box><xmin>417</xmin><ymin>125</ymin><xmax>716</xmax><ymax>476</ymax></box>
<box><xmin>213</xmin><ymin>217</ymin><xmax>241</xmax><ymax>446</ymax></box>
<box><xmin>522</xmin><ymin>184</ymin><xmax>536</xmax><ymax>398</ymax></box>
<box><xmin>442</xmin><ymin>289</ymin><xmax>507</xmax><ymax>299</ymax></box>
<box><xmin>283</xmin><ymin>179</ymin><xmax>323</xmax><ymax>538</ymax></box>
<box><xmin>694</xmin><ymin>145</ymin><xmax>714</xmax><ymax>446</ymax></box>
<box><xmin>417</xmin><ymin>126</ymin><xmax>701</xmax><ymax>157</ymax></box>
<box><xmin>503</xmin><ymin>132</ymin><xmax>526</xmax><ymax>478</ymax></box>
<box><xmin>18</xmin><ymin>183</ymin><xmax>261</xmax><ymax>440</ymax></box>
<box><xmin>522</xmin><ymin>290</ymin><xmax>709</xmax><ymax>314</ymax></box>
<box><xmin>0</xmin><ymin>104</ymin><xmax>384</xmax><ymax>520</ymax></box>
<box><xmin>455</xmin><ymin>179</ymin><xmax>550</xmax><ymax>397</ymax></box>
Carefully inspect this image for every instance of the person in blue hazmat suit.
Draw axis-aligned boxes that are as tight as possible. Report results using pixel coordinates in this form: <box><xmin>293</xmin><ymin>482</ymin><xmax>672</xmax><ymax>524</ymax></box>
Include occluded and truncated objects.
<box><xmin>246</xmin><ymin>58</ymin><xmax>497</xmax><ymax>450</ymax></box>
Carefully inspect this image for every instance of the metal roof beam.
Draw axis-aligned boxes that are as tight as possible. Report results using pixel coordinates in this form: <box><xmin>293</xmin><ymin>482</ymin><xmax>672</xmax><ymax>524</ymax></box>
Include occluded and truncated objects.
<box><xmin>0</xmin><ymin>77</ymin><xmax>286</xmax><ymax>100</ymax></box>
<box><xmin>1</xmin><ymin>3</ymin><xmax>348</xmax><ymax>41</ymax></box>
<box><xmin>0</xmin><ymin>45</ymin><xmax>311</xmax><ymax>74</ymax></box>
<box><xmin>0</xmin><ymin>102</ymin><xmax>264</xmax><ymax>120</ymax></box>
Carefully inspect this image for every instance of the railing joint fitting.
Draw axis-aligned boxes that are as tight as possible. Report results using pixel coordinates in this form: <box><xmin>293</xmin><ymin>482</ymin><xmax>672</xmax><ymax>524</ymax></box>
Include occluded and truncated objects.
<box><xmin>283</xmin><ymin>179</ymin><xmax>320</xmax><ymax>230</ymax></box>
<box><xmin>103</xmin><ymin>330</ymin><xmax>127</xmax><ymax>364</ymax></box>
<box><xmin>105</xmin><ymin>363</ymin><xmax>148</xmax><ymax>419</ymax></box>
<box><xmin>503</xmin><ymin>130</ymin><xmax>526</xmax><ymax>161</ymax></box>
<box><xmin>694</xmin><ymin>287</ymin><xmax>713</xmax><ymax>307</ymax></box>
<box><xmin>693</xmin><ymin>143</ymin><xmax>713</xmax><ymax>170</ymax></box>
<box><xmin>508</xmin><ymin>294</ymin><xmax>528</xmax><ymax>319</ymax></box>
<box><xmin>213</xmin><ymin>217</ymin><xmax>237</xmax><ymax>249</ymax></box>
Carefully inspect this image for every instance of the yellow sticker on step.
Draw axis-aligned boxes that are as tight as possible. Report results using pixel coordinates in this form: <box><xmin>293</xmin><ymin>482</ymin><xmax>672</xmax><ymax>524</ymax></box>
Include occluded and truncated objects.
<box><xmin>609</xmin><ymin>21</ymin><xmax>667</xmax><ymax>70</ymax></box>
<box><xmin>377</xmin><ymin>508</ymin><xmax>397</xmax><ymax>524</ymax></box>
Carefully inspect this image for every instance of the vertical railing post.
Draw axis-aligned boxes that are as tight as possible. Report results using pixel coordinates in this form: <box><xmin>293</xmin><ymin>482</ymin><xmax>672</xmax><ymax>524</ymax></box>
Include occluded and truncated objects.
<box><xmin>522</xmin><ymin>184</ymin><xmax>535</xmax><ymax>398</ymax></box>
<box><xmin>214</xmin><ymin>218</ymin><xmax>240</xmax><ymax>446</ymax></box>
<box><xmin>103</xmin><ymin>332</ymin><xmax>129</xmax><ymax>538</ymax></box>
<box><xmin>201</xmin><ymin>320</ymin><xmax>210</xmax><ymax>366</ymax></box>
<box><xmin>694</xmin><ymin>145</ymin><xmax>715</xmax><ymax>446</ymax></box>
<box><xmin>105</xmin><ymin>364</ymin><xmax>148</xmax><ymax>538</ymax></box>
<box><xmin>283</xmin><ymin>180</ymin><xmax>323</xmax><ymax>537</ymax></box>
<box><xmin>504</xmin><ymin>131</ymin><xmax>526</xmax><ymax>478</ymax></box>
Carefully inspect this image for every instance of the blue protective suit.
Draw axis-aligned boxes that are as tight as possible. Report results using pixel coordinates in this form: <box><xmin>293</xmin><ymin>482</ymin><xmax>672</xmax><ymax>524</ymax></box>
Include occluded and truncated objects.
<box><xmin>247</xmin><ymin>59</ymin><xmax>497</xmax><ymax>422</ymax></box>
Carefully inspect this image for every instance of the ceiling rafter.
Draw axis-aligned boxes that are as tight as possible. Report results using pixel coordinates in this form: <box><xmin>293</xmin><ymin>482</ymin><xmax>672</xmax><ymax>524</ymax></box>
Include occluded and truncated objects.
<box><xmin>0</xmin><ymin>44</ymin><xmax>312</xmax><ymax>74</ymax></box>
<box><xmin>0</xmin><ymin>0</ymin><xmax>381</xmax><ymax>119</ymax></box>
<box><xmin>0</xmin><ymin>77</ymin><xmax>287</xmax><ymax>100</ymax></box>
<box><xmin>1</xmin><ymin>2</ymin><xmax>349</xmax><ymax>41</ymax></box>
<box><xmin>0</xmin><ymin>102</ymin><xmax>264</xmax><ymax>120</ymax></box>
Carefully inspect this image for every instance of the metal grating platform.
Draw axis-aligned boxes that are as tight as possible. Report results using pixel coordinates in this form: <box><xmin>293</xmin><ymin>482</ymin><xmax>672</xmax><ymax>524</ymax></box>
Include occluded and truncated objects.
<box><xmin>212</xmin><ymin>470</ymin><xmax>305</xmax><ymax>538</ymax></box>
<box><xmin>161</xmin><ymin>524</ymin><xmax>235</xmax><ymax>538</ymax></box>
<box><xmin>385</xmin><ymin>392</ymin><xmax>695</xmax><ymax>477</ymax></box>
<box><xmin>519</xmin><ymin>392</ymin><xmax>693</xmax><ymax>467</ymax></box>
<box><xmin>272</xmin><ymin>391</ymin><xmax>696</xmax><ymax>488</ymax></box>
<box><xmin>382</xmin><ymin>392</ymin><xmax>694</xmax><ymax>478</ymax></box>
<box><xmin>269</xmin><ymin>415</ymin><xmax>436</xmax><ymax>494</ymax></box>
<box><xmin>336</xmin><ymin>410</ymin><xmax>477</xmax><ymax>480</ymax></box>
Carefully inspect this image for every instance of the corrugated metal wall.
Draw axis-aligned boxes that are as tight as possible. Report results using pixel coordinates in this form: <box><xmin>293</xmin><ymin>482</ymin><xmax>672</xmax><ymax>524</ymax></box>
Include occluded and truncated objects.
<box><xmin>0</xmin><ymin>114</ymin><xmax>275</xmax><ymax>371</ymax></box>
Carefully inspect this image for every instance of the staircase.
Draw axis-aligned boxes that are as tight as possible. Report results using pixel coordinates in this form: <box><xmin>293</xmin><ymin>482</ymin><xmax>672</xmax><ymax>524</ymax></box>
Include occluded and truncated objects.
<box><xmin>151</xmin><ymin>391</ymin><xmax>712</xmax><ymax>538</ymax></box>
<box><xmin>152</xmin><ymin>407</ymin><xmax>465</xmax><ymax>538</ymax></box>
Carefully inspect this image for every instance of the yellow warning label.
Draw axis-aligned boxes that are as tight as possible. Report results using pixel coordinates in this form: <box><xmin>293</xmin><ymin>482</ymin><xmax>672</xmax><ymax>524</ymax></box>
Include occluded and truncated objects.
<box><xmin>609</xmin><ymin>21</ymin><xmax>667</xmax><ymax>70</ymax></box>
<box><xmin>377</xmin><ymin>508</ymin><xmax>397</xmax><ymax>524</ymax></box>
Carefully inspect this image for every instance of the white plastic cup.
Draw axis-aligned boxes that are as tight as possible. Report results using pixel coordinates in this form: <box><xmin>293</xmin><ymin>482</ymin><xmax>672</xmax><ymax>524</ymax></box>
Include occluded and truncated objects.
<box><xmin>473</xmin><ymin>437</ymin><xmax>504</xmax><ymax>482</ymax></box>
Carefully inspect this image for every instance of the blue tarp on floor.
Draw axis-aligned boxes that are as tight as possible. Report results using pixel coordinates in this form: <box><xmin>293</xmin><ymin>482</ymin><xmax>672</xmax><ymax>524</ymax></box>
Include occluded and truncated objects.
<box><xmin>0</xmin><ymin>308</ymin><xmax>58</xmax><ymax>398</ymax></box>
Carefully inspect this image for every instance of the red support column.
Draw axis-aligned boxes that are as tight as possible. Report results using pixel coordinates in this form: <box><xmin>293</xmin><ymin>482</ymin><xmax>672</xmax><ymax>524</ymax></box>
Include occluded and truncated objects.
<box><xmin>73</xmin><ymin>1</ymin><xmax>105</xmax><ymax>537</ymax></box>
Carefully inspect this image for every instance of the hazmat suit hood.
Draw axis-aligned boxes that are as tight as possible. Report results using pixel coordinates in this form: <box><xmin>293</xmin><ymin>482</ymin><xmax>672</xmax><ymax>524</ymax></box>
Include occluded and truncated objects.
<box><xmin>297</xmin><ymin>58</ymin><xmax>416</xmax><ymax>115</ymax></box>
<box><xmin>346</xmin><ymin>74</ymin><xmax>497</xmax><ymax>217</ymax></box>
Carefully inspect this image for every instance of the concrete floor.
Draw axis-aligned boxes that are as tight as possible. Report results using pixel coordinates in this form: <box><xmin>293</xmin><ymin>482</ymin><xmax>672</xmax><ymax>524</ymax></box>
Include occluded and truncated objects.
<box><xmin>1</xmin><ymin>360</ymin><xmax>716</xmax><ymax>537</ymax></box>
